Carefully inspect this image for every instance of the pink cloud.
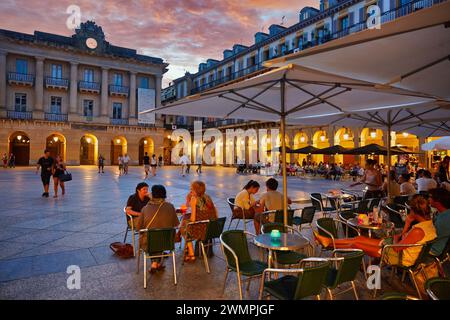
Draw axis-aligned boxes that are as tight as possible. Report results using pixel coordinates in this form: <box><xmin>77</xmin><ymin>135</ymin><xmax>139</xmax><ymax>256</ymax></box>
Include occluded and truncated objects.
<box><xmin>0</xmin><ymin>0</ymin><xmax>317</xmax><ymax>87</ymax></box>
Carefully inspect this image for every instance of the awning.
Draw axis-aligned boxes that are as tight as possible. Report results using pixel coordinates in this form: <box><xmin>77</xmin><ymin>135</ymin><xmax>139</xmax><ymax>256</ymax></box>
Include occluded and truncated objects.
<box><xmin>422</xmin><ymin>136</ymin><xmax>450</xmax><ymax>151</ymax></box>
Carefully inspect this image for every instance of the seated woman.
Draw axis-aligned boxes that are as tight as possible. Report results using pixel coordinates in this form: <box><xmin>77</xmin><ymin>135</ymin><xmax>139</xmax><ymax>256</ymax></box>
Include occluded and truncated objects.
<box><xmin>315</xmin><ymin>195</ymin><xmax>436</xmax><ymax>266</ymax></box>
<box><xmin>234</xmin><ymin>180</ymin><xmax>265</xmax><ymax>234</ymax></box>
<box><xmin>137</xmin><ymin>185</ymin><xmax>180</xmax><ymax>272</ymax></box>
<box><xmin>181</xmin><ymin>181</ymin><xmax>218</xmax><ymax>262</ymax></box>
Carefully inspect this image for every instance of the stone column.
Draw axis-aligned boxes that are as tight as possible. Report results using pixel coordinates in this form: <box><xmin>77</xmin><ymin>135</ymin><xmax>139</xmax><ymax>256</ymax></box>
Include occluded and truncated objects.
<box><xmin>34</xmin><ymin>56</ymin><xmax>45</xmax><ymax>119</ymax></box>
<box><xmin>0</xmin><ymin>50</ymin><xmax>6</xmax><ymax>118</ymax></box>
<box><xmin>68</xmin><ymin>62</ymin><xmax>79</xmax><ymax>122</ymax></box>
<box><xmin>100</xmin><ymin>67</ymin><xmax>109</xmax><ymax>121</ymax></box>
<box><xmin>128</xmin><ymin>72</ymin><xmax>137</xmax><ymax>125</ymax></box>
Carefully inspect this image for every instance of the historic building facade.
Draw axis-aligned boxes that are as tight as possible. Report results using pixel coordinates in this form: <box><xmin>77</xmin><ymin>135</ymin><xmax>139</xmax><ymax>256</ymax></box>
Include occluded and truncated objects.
<box><xmin>0</xmin><ymin>21</ymin><xmax>168</xmax><ymax>165</ymax></box>
<box><xmin>162</xmin><ymin>0</ymin><xmax>444</xmax><ymax>167</ymax></box>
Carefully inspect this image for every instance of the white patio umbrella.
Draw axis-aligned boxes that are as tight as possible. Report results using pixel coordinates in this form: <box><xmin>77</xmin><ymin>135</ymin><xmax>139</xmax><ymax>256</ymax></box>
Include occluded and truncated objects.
<box><xmin>142</xmin><ymin>64</ymin><xmax>436</xmax><ymax>224</ymax></box>
<box><xmin>422</xmin><ymin>136</ymin><xmax>450</xmax><ymax>151</ymax></box>
<box><xmin>266</xmin><ymin>1</ymin><xmax>450</xmax><ymax>101</ymax></box>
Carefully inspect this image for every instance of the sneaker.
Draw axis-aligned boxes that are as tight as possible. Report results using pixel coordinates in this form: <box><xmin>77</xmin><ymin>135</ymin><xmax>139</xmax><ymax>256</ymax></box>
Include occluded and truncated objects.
<box><xmin>44</xmin><ymin>193</ymin><xmax>49</xmax><ymax>198</ymax></box>
<box><xmin>42</xmin><ymin>192</ymin><xmax>46</xmax><ymax>197</ymax></box>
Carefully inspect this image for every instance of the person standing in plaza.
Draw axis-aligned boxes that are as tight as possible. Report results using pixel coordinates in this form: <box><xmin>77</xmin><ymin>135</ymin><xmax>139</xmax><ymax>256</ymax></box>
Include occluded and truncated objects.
<box><xmin>98</xmin><ymin>154</ymin><xmax>105</xmax><ymax>174</ymax></box>
<box><xmin>437</xmin><ymin>156</ymin><xmax>449</xmax><ymax>184</ymax></box>
<box><xmin>150</xmin><ymin>154</ymin><xmax>158</xmax><ymax>177</ymax></box>
<box><xmin>123</xmin><ymin>153</ymin><xmax>130</xmax><ymax>175</ymax></box>
<box><xmin>179</xmin><ymin>153</ymin><xmax>190</xmax><ymax>177</ymax></box>
<box><xmin>143</xmin><ymin>152</ymin><xmax>150</xmax><ymax>179</ymax></box>
<box><xmin>52</xmin><ymin>155</ymin><xmax>66</xmax><ymax>198</ymax></box>
<box><xmin>2</xmin><ymin>153</ymin><xmax>7</xmax><ymax>168</ymax></box>
<box><xmin>8</xmin><ymin>153</ymin><xmax>15</xmax><ymax>168</ymax></box>
<box><xmin>195</xmin><ymin>153</ymin><xmax>202</xmax><ymax>174</ymax></box>
<box><xmin>350</xmin><ymin>159</ymin><xmax>383</xmax><ymax>199</ymax></box>
<box><xmin>36</xmin><ymin>149</ymin><xmax>54</xmax><ymax>198</ymax></box>
<box><xmin>118</xmin><ymin>155</ymin><xmax>124</xmax><ymax>176</ymax></box>
<box><xmin>158</xmin><ymin>154</ymin><xmax>163</xmax><ymax>167</ymax></box>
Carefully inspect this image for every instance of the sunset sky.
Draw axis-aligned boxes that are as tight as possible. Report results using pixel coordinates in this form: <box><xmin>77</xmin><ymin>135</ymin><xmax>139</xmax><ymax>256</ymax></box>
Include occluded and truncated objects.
<box><xmin>0</xmin><ymin>0</ymin><xmax>317</xmax><ymax>87</ymax></box>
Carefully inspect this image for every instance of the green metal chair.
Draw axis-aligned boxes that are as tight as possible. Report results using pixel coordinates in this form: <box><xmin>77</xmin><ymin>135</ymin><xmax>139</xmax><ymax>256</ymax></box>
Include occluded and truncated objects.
<box><xmin>425</xmin><ymin>277</ymin><xmax>450</xmax><ymax>300</ymax></box>
<box><xmin>123</xmin><ymin>207</ymin><xmax>139</xmax><ymax>257</ymax></box>
<box><xmin>315</xmin><ymin>217</ymin><xmax>360</xmax><ymax>254</ymax></box>
<box><xmin>377</xmin><ymin>239</ymin><xmax>437</xmax><ymax>299</ymax></box>
<box><xmin>325</xmin><ymin>249</ymin><xmax>365</xmax><ymax>300</ymax></box>
<box><xmin>380</xmin><ymin>292</ymin><xmax>419</xmax><ymax>300</ymax></box>
<box><xmin>136</xmin><ymin>227</ymin><xmax>177</xmax><ymax>289</ymax></box>
<box><xmin>220</xmin><ymin>230</ymin><xmax>267</xmax><ymax>300</ymax></box>
<box><xmin>261</xmin><ymin>223</ymin><xmax>311</xmax><ymax>266</ymax></box>
<box><xmin>259</xmin><ymin>258</ymin><xmax>330</xmax><ymax>300</ymax></box>
<box><xmin>182</xmin><ymin>219</ymin><xmax>209</xmax><ymax>264</ymax></box>
<box><xmin>311</xmin><ymin>193</ymin><xmax>336</xmax><ymax>218</ymax></box>
<box><xmin>227</xmin><ymin>197</ymin><xmax>253</xmax><ymax>232</ymax></box>
<box><xmin>432</xmin><ymin>236</ymin><xmax>450</xmax><ymax>277</ymax></box>
<box><xmin>198</xmin><ymin>217</ymin><xmax>226</xmax><ymax>273</ymax></box>
<box><xmin>293</xmin><ymin>206</ymin><xmax>316</xmax><ymax>231</ymax></box>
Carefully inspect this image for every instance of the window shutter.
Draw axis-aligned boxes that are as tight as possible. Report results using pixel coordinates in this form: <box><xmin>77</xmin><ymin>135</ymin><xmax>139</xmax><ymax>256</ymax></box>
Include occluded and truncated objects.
<box><xmin>389</xmin><ymin>0</ymin><xmax>396</xmax><ymax>11</ymax></box>
<box><xmin>349</xmin><ymin>11</ymin><xmax>354</xmax><ymax>26</ymax></box>
<box><xmin>378</xmin><ymin>0</ymin><xmax>384</xmax><ymax>13</ymax></box>
<box><xmin>332</xmin><ymin>19</ymin><xmax>338</xmax><ymax>33</ymax></box>
<box><xmin>359</xmin><ymin>7</ymin><xmax>365</xmax><ymax>23</ymax></box>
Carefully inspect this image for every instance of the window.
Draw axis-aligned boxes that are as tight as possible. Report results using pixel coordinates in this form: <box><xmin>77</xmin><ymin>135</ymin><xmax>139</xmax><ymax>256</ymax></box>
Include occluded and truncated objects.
<box><xmin>139</xmin><ymin>76</ymin><xmax>149</xmax><ymax>89</ymax></box>
<box><xmin>340</xmin><ymin>16</ymin><xmax>349</xmax><ymax>31</ymax></box>
<box><xmin>83</xmin><ymin>100</ymin><xmax>94</xmax><ymax>117</ymax></box>
<box><xmin>16</xmin><ymin>59</ymin><xmax>28</xmax><ymax>74</ymax></box>
<box><xmin>50</xmin><ymin>96</ymin><xmax>62</xmax><ymax>114</ymax></box>
<box><xmin>51</xmin><ymin>64</ymin><xmax>63</xmax><ymax>79</ymax></box>
<box><xmin>14</xmin><ymin>93</ymin><xmax>27</xmax><ymax>112</ymax></box>
<box><xmin>112</xmin><ymin>102</ymin><xmax>122</xmax><ymax>119</ymax></box>
<box><xmin>84</xmin><ymin>69</ymin><xmax>94</xmax><ymax>82</ymax></box>
<box><xmin>113</xmin><ymin>73</ymin><xmax>123</xmax><ymax>86</ymax></box>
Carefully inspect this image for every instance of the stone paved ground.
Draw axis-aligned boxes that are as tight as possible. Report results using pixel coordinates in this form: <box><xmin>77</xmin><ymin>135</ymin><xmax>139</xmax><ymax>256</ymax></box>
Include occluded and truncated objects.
<box><xmin>0</xmin><ymin>166</ymin><xmax>435</xmax><ymax>300</ymax></box>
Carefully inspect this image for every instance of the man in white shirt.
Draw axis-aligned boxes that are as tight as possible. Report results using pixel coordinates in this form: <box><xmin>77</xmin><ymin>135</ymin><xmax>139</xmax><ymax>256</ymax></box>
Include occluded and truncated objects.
<box><xmin>179</xmin><ymin>154</ymin><xmax>190</xmax><ymax>177</ymax></box>
<box><xmin>122</xmin><ymin>154</ymin><xmax>130</xmax><ymax>175</ymax></box>
<box><xmin>399</xmin><ymin>173</ymin><xmax>416</xmax><ymax>195</ymax></box>
<box><xmin>415</xmin><ymin>169</ymin><xmax>437</xmax><ymax>193</ymax></box>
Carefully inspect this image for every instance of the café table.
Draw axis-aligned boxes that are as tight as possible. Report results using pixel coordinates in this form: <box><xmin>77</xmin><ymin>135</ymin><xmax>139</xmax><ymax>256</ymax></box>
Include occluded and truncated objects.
<box><xmin>253</xmin><ymin>232</ymin><xmax>309</xmax><ymax>268</ymax></box>
<box><xmin>347</xmin><ymin>218</ymin><xmax>394</xmax><ymax>238</ymax></box>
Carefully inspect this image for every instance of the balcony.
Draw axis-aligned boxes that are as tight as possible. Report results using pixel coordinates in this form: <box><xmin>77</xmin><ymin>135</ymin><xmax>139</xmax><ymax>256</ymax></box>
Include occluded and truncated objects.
<box><xmin>45</xmin><ymin>77</ymin><xmax>69</xmax><ymax>90</ymax></box>
<box><xmin>45</xmin><ymin>113</ymin><xmax>68</xmax><ymax>122</ymax></box>
<box><xmin>85</xmin><ymin>115</ymin><xmax>93</xmax><ymax>122</ymax></box>
<box><xmin>78</xmin><ymin>81</ymin><xmax>100</xmax><ymax>94</ymax></box>
<box><xmin>7</xmin><ymin>73</ymin><xmax>34</xmax><ymax>87</ymax></box>
<box><xmin>6</xmin><ymin>110</ymin><xmax>33</xmax><ymax>120</ymax></box>
<box><xmin>109</xmin><ymin>85</ymin><xmax>129</xmax><ymax>97</ymax></box>
<box><xmin>111</xmin><ymin>118</ymin><xmax>129</xmax><ymax>125</ymax></box>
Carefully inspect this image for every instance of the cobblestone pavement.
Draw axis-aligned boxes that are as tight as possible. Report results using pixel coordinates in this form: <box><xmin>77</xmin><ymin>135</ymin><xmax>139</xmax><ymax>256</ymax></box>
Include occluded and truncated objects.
<box><xmin>0</xmin><ymin>166</ymin><xmax>427</xmax><ymax>299</ymax></box>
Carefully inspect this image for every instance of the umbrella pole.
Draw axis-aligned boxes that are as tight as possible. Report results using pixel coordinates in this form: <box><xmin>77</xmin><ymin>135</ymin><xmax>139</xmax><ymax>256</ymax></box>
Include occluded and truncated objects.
<box><xmin>280</xmin><ymin>79</ymin><xmax>288</xmax><ymax>226</ymax></box>
<box><xmin>387</xmin><ymin>110</ymin><xmax>392</xmax><ymax>203</ymax></box>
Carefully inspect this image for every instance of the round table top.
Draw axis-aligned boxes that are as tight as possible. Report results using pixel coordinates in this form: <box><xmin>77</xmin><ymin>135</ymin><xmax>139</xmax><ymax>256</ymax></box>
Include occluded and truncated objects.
<box><xmin>347</xmin><ymin>217</ymin><xmax>394</xmax><ymax>231</ymax></box>
<box><xmin>323</xmin><ymin>193</ymin><xmax>353</xmax><ymax>199</ymax></box>
<box><xmin>254</xmin><ymin>233</ymin><xmax>309</xmax><ymax>251</ymax></box>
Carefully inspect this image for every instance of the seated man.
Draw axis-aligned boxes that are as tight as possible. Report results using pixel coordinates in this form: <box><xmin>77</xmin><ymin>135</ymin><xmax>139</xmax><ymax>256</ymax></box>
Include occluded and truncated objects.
<box><xmin>259</xmin><ymin>178</ymin><xmax>292</xmax><ymax>213</ymax></box>
<box><xmin>399</xmin><ymin>173</ymin><xmax>416</xmax><ymax>195</ymax></box>
<box><xmin>126</xmin><ymin>182</ymin><xmax>150</xmax><ymax>218</ymax></box>
<box><xmin>137</xmin><ymin>185</ymin><xmax>180</xmax><ymax>272</ymax></box>
<box><xmin>429</xmin><ymin>188</ymin><xmax>450</xmax><ymax>257</ymax></box>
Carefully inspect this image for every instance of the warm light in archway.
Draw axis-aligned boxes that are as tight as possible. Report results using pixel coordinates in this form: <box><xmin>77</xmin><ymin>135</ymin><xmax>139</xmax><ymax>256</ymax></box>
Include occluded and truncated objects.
<box><xmin>17</xmin><ymin>135</ymin><xmax>22</xmax><ymax>141</ymax></box>
<box><xmin>144</xmin><ymin>140</ymin><xmax>148</xmax><ymax>145</ymax></box>
<box><xmin>300</xmin><ymin>136</ymin><xmax>306</xmax><ymax>143</ymax></box>
<box><xmin>343</xmin><ymin>133</ymin><xmax>349</xmax><ymax>140</ymax></box>
<box><xmin>53</xmin><ymin>136</ymin><xmax>59</xmax><ymax>142</ymax></box>
<box><xmin>402</xmin><ymin>132</ymin><xmax>409</xmax><ymax>138</ymax></box>
<box><xmin>167</xmin><ymin>135</ymin><xmax>171</xmax><ymax>139</ymax></box>
<box><xmin>370</xmin><ymin>130</ymin><xmax>377</xmax><ymax>139</ymax></box>
<box><xmin>116</xmin><ymin>139</ymin><xmax>121</xmax><ymax>144</ymax></box>
<box><xmin>320</xmin><ymin>132</ymin><xmax>326</xmax><ymax>142</ymax></box>
<box><xmin>86</xmin><ymin>137</ymin><xmax>92</xmax><ymax>144</ymax></box>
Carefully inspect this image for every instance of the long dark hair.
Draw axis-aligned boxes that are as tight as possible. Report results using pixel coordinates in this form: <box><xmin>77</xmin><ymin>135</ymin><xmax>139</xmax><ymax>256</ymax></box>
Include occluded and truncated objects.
<box><xmin>243</xmin><ymin>180</ymin><xmax>260</xmax><ymax>190</ymax></box>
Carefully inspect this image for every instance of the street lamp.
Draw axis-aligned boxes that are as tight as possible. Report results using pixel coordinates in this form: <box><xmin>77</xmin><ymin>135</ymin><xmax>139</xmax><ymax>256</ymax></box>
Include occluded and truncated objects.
<box><xmin>370</xmin><ymin>129</ymin><xmax>377</xmax><ymax>139</ymax></box>
<box><xmin>144</xmin><ymin>140</ymin><xmax>148</xmax><ymax>145</ymax></box>
<box><xmin>17</xmin><ymin>135</ymin><xmax>22</xmax><ymax>141</ymax></box>
<box><xmin>402</xmin><ymin>132</ymin><xmax>409</xmax><ymax>138</ymax></box>
<box><xmin>86</xmin><ymin>137</ymin><xmax>92</xmax><ymax>144</ymax></box>
<box><xmin>53</xmin><ymin>136</ymin><xmax>59</xmax><ymax>142</ymax></box>
<box><xmin>116</xmin><ymin>139</ymin><xmax>121</xmax><ymax>144</ymax></box>
<box><xmin>300</xmin><ymin>136</ymin><xmax>306</xmax><ymax>143</ymax></box>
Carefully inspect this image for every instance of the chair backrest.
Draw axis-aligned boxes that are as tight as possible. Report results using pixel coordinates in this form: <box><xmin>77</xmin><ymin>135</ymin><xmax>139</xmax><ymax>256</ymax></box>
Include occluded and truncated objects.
<box><xmin>356</xmin><ymin>199</ymin><xmax>370</xmax><ymax>214</ymax></box>
<box><xmin>380</xmin><ymin>292</ymin><xmax>418</xmax><ymax>300</ymax></box>
<box><xmin>294</xmin><ymin>260</ymin><xmax>330</xmax><ymax>299</ymax></box>
<box><xmin>274</xmin><ymin>209</ymin><xmax>295</xmax><ymax>226</ymax></box>
<box><xmin>204</xmin><ymin>217</ymin><xmax>226</xmax><ymax>241</ymax></box>
<box><xmin>317</xmin><ymin>218</ymin><xmax>338</xmax><ymax>238</ymax></box>
<box><xmin>368</xmin><ymin>198</ymin><xmax>381</xmax><ymax>211</ymax></box>
<box><xmin>221</xmin><ymin>230</ymin><xmax>252</xmax><ymax>268</ymax></box>
<box><xmin>384</xmin><ymin>205</ymin><xmax>405</xmax><ymax>229</ymax></box>
<box><xmin>301</xmin><ymin>206</ymin><xmax>316</xmax><ymax>224</ymax></box>
<box><xmin>394</xmin><ymin>195</ymin><xmax>409</xmax><ymax>206</ymax></box>
<box><xmin>411</xmin><ymin>239</ymin><xmax>436</xmax><ymax>268</ymax></box>
<box><xmin>261</xmin><ymin>222</ymin><xmax>287</xmax><ymax>234</ymax></box>
<box><xmin>425</xmin><ymin>277</ymin><xmax>450</xmax><ymax>300</ymax></box>
<box><xmin>310</xmin><ymin>193</ymin><xmax>323</xmax><ymax>211</ymax></box>
<box><xmin>328</xmin><ymin>250</ymin><xmax>365</xmax><ymax>289</ymax></box>
<box><xmin>437</xmin><ymin>236</ymin><xmax>450</xmax><ymax>260</ymax></box>
<box><xmin>227</xmin><ymin>198</ymin><xmax>235</xmax><ymax>211</ymax></box>
<box><xmin>146</xmin><ymin>228</ymin><xmax>176</xmax><ymax>254</ymax></box>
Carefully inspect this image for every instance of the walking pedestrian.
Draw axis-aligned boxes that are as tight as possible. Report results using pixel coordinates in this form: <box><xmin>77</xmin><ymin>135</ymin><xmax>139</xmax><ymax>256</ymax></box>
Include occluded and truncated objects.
<box><xmin>2</xmin><ymin>153</ymin><xmax>7</xmax><ymax>168</ymax></box>
<box><xmin>179</xmin><ymin>153</ymin><xmax>190</xmax><ymax>177</ymax></box>
<box><xmin>158</xmin><ymin>155</ymin><xmax>163</xmax><ymax>167</ymax></box>
<box><xmin>118</xmin><ymin>154</ymin><xmax>124</xmax><ymax>176</ymax></box>
<box><xmin>36</xmin><ymin>149</ymin><xmax>54</xmax><ymax>198</ymax></box>
<box><xmin>8</xmin><ymin>153</ymin><xmax>15</xmax><ymax>168</ymax></box>
<box><xmin>52</xmin><ymin>155</ymin><xmax>66</xmax><ymax>198</ymax></box>
<box><xmin>143</xmin><ymin>152</ymin><xmax>150</xmax><ymax>179</ymax></box>
<box><xmin>123</xmin><ymin>153</ymin><xmax>130</xmax><ymax>175</ymax></box>
<box><xmin>151</xmin><ymin>154</ymin><xmax>157</xmax><ymax>176</ymax></box>
<box><xmin>195</xmin><ymin>154</ymin><xmax>202</xmax><ymax>174</ymax></box>
<box><xmin>98</xmin><ymin>154</ymin><xmax>105</xmax><ymax>173</ymax></box>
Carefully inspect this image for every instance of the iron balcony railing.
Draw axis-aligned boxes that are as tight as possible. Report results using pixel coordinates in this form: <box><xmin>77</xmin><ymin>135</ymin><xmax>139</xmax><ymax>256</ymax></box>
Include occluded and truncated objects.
<box><xmin>7</xmin><ymin>72</ymin><xmax>34</xmax><ymax>85</ymax></box>
<box><xmin>109</xmin><ymin>84</ymin><xmax>129</xmax><ymax>96</ymax></box>
<box><xmin>85</xmin><ymin>115</ymin><xmax>93</xmax><ymax>121</ymax></box>
<box><xmin>45</xmin><ymin>77</ymin><xmax>69</xmax><ymax>89</ymax></box>
<box><xmin>111</xmin><ymin>118</ymin><xmax>129</xmax><ymax>125</ymax></box>
<box><xmin>191</xmin><ymin>63</ymin><xmax>264</xmax><ymax>94</ymax></box>
<box><xmin>7</xmin><ymin>110</ymin><xmax>33</xmax><ymax>120</ymax></box>
<box><xmin>79</xmin><ymin>81</ymin><xmax>101</xmax><ymax>92</ymax></box>
<box><xmin>44</xmin><ymin>113</ymin><xmax>68</xmax><ymax>122</ymax></box>
<box><xmin>189</xmin><ymin>0</ymin><xmax>444</xmax><ymax>95</ymax></box>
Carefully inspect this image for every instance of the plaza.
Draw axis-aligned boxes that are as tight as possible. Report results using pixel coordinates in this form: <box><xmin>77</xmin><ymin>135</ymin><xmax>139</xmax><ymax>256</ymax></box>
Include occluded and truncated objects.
<box><xmin>0</xmin><ymin>166</ymin><xmax>443</xmax><ymax>300</ymax></box>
